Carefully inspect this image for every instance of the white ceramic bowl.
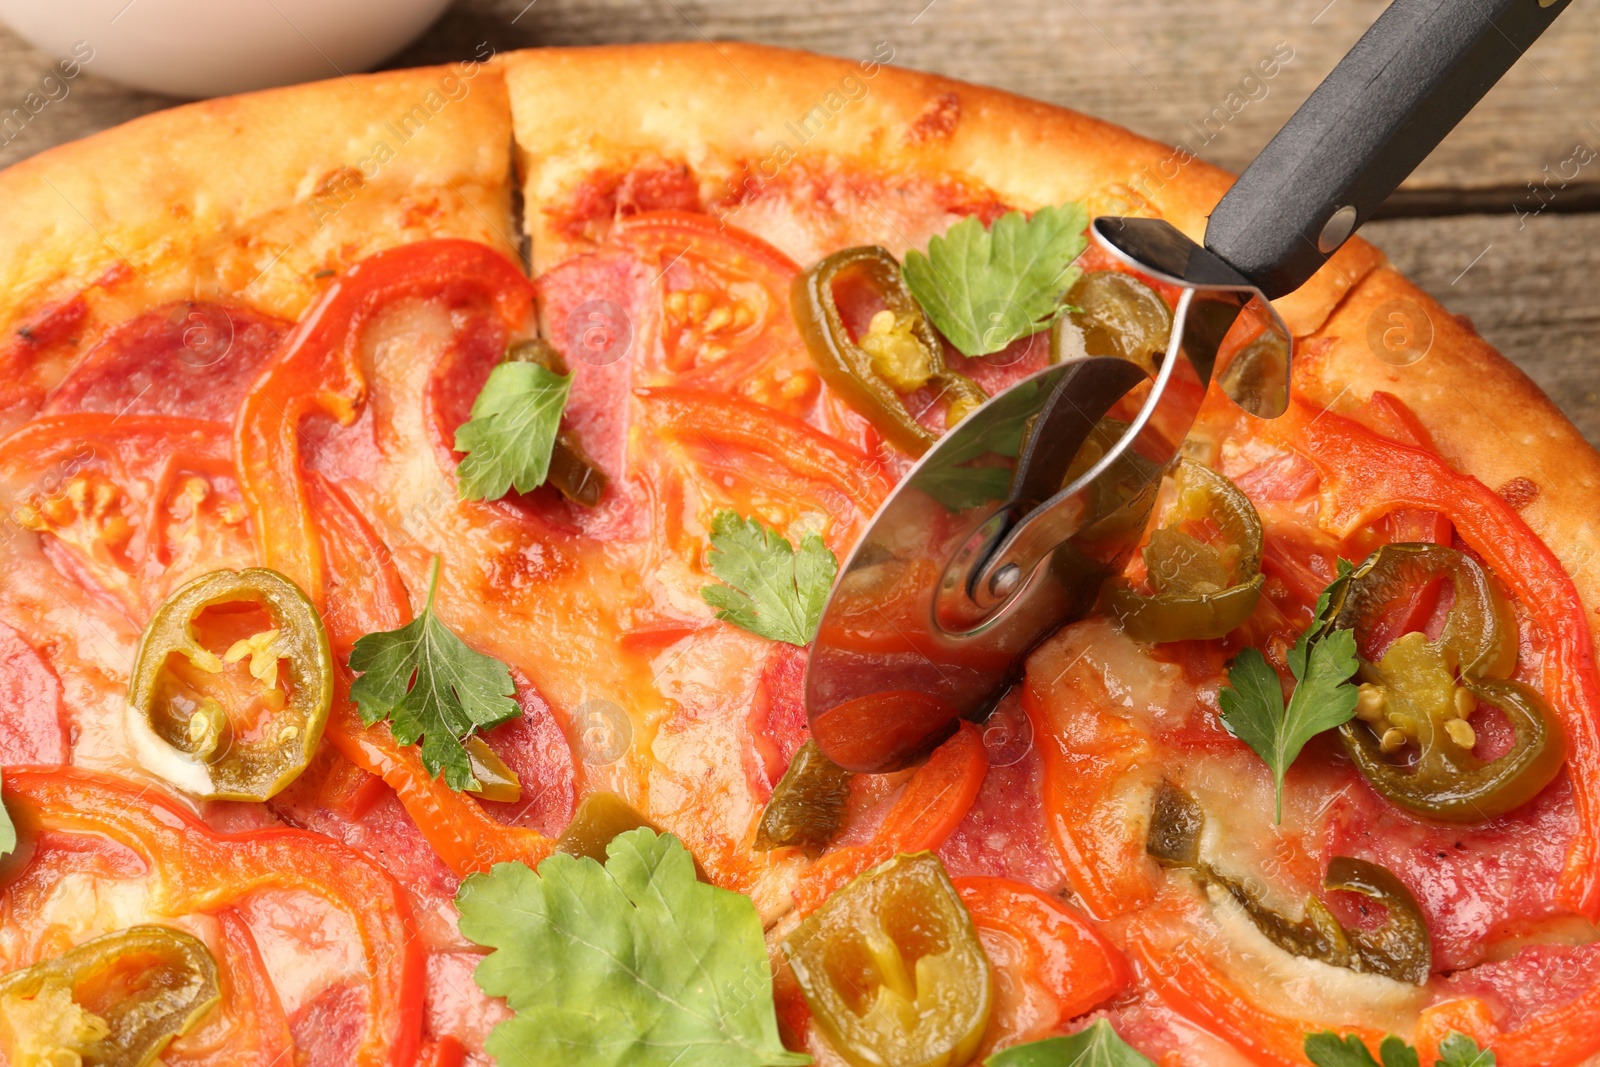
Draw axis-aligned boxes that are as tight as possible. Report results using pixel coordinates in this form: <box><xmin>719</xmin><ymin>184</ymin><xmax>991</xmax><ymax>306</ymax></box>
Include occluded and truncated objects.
<box><xmin>0</xmin><ymin>0</ymin><xmax>455</xmax><ymax>98</ymax></box>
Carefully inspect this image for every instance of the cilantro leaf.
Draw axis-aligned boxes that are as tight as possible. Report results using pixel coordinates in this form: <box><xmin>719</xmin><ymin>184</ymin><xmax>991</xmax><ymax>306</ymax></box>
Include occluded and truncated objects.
<box><xmin>985</xmin><ymin>1019</ymin><xmax>1155</xmax><ymax>1066</ymax></box>
<box><xmin>456</xmin><ymin>827</ymin><xmax>811</xmax><ymax>1067</ymax></box>
<box><xmin>1436</xmin><ymin>1033</ymin><xmax>1496</xmax><ymax>1067</ymax></box>
<box><xmin>701</xmin><ymin>511</ymin><xmax>838</xmax><ymax>646</ymax></box>
<box><xmin>454</xmin><ymin>360</ymin><xmax>573</xmax><ymax>501</ymax></box>
<box><xmin>1218</xmin><ymin>626</ymin><xmax>1359</xmax><ymax>823</ymax></box>
<box><xmin>347</xmin><ymin>557</ymin><xmax>519</xmax><ymax>790</ymax></box>
<box><xmin>0</xmin><ymin>774</ymin><xmax>13</xmax><ymax>858</ymax></box>
<box><xmin>903</xmin><ymin>204</ymin><xmax>1089</xmax><ymax>357</ymax></box>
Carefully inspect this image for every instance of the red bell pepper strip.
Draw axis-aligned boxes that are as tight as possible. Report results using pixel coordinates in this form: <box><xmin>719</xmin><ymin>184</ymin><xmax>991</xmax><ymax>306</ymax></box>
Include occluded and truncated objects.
<box><xmin>416</xmin><ymin>1036</ymin><xmax>468</xmax><ymax>1067</ymax></box>
<box><xmin>234</xmin><ymin>239</ymin><xmax>553</xmax><ymax>877</ymax></box>
<box><xmin>793</xmin><ymin>721</ymin><xmax>987</xmax><ymax>914</ymax></box>
<box><xmin>1414</xmin><ymin>971</ymin><xmax>1600</xmax><ymax>1064</ymax></box>
<box><xmin>1</xmin><ymin>767</ymin><xmax>424</xmax><ymax>1067</ymax></box>
<box><xmin>235</xmin><ymin>238</ymin><xmax>534</xmax><ymax>606</ymax></box>
<box><xmin>1021</xmin><ymin>637</ymin><xmax>1161</xmax><ymax>920</ymax></box>
<box><xmin>306</xmin><ymin>438</ymin><xmax>553</xmax><ymax>878</ymax></box>
<box><xmin>1274</xmin><ymin>400</ymin><xmax>1600</xmax><ymax>916</ymax></box>
<box><xmin>953</xmin><ymin>876</ymin><xmax>1131</xmax><ymax>1022</ymax></box>
<box><xmin>1125</xmin><ymin>892</ymin><xmax>1388</xmax><ymax>1067</ymax></box>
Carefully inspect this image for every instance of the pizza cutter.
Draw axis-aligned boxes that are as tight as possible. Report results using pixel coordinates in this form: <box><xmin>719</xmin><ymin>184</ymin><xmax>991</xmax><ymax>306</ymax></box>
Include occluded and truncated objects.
<box><xmin>805</xmin><ymin>0</ymin><xmax>1573</xmax><ymax>773</ymax></box>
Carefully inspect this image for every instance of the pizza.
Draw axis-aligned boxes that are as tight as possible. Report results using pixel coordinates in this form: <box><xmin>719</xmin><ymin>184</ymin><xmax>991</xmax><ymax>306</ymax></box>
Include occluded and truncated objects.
<box><xmin>0</xmin><ymin>39</ymin><xmax>1596</xmax><ymax>1067</ymax></box>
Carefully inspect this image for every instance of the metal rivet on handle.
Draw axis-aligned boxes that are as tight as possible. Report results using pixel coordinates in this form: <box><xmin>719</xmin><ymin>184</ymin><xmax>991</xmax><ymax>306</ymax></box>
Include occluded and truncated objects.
<box><xmin>1317</xmin><ymin>204</ymin><xmax>1358</xmax><ymax>253</ymax></box>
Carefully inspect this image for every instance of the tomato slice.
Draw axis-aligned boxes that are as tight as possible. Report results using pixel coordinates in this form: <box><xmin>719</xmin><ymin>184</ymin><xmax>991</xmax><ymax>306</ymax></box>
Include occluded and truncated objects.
<box><xmin>639</xmin><ymin>386</ymin><xmax>891</xmax><ymax>523</ymax></box>
<box><xmin>1274</xmin><ymin>400</ymin><xmax>1600</xmax><ymax>915</ymax></box>
<box><xmin>0</xmin><ymin>413</ymin><xmax>253</xmax><ymax>616</ymax></box>
<box><xmin>613</xmin><ymin>211</ymin><xmax>819</xmax><ymax>416</ymax></box>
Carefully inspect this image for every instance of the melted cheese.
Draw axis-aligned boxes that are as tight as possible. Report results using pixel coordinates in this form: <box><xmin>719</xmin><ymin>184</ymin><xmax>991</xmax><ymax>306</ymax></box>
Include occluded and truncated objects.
<box><xmin>1204</xmin><ymin>882</ymin><xmax>1428</xmax><ymax>1030</ymax></box>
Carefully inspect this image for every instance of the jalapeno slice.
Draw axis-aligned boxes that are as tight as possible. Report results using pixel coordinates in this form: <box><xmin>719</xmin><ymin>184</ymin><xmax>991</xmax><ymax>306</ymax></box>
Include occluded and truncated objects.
<box><xmin>1334</xmin><ymin>544</ymin><xmax>1566</xmax><ymax>822</ymax></box>
<box><xmin>0</xmin><ymin>925</ymin><xmax>220</xmax><ymax>1067</ymax></box>
<box><xmin>1103</xmin><ymin>459</ymin><xmax>1265</xmax><ymax>642</ymax></box>
<box><xmin>554</xmin><ymin>792</ymin><xmax>710</xmax><ymax>881</ymax></box>
<box><xmin>462</xmin><ymin>736</ymin><xmax>522</xmax><ymax>804</ymax></box>
<box><xmin>555</xmin><ymin>791</ymin><xmax>660</xmax><ymax>863</ymax></box>
<box><xmin>126</xmin><ymin>568</ymin><xmax>333</xmax><ymax>803</ymax></box>
<box><xmin>784</xmin><ymin>852</ymin><xmax>991</xmax><ymax>1067</ymax></box>
<box><xmin>1145</xmin><ymin>780</ymin><xmax>1205</xmax><ymax>868</ymax></box>
<box><xmin>503</xmin><ymin>338</ymin><xmax>608</xmax><ymax>506</ymax></box>
<box><xmin>1051</xmin><ymin>270</ymin><xmax>1173</xmax><ymax>373</ymax></box>
<box><xmin>1145</xmin><ymin>787</ymin><xmax>1431</xmax><ymax>984</ymax></box>
<box><xmin>793</xmin><ymin>246</ymin><xmax>987</xmax><ymax>455</ymax></box>
<box><xmin>755</xmin><ymin>740</ymin><xmax>853</xmax><ymax>851</ymax></box>
<box><xmin>1323</xmin><ymin>856</ymin><xmax>1432</xmax><ymax>985</ymax></box>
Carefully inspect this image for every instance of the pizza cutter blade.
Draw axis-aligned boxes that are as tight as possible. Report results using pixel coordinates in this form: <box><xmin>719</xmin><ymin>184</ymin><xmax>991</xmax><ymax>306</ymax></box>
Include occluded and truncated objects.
<box><xmin>805</xmin><ymin>0</ymin><xmax>1573</xmax><ymax>773</ymax></box>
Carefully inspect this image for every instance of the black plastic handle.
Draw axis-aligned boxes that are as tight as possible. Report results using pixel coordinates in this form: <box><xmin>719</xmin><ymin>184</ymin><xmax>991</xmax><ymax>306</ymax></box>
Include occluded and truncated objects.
<box><xmin>1206</xmin><ymin>0</ymin><xmax>1571</xmax><ymax>299</ymax></box>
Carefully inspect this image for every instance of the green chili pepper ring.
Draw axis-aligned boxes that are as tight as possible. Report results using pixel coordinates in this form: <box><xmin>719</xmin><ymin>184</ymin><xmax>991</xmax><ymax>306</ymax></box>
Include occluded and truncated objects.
<box><xmin>126</xmin><ymin>568</ymin><xmax>333</xmax><ymax>803</ymax></box>
<box><xmin>1334</xmin><ymin>543</ymin><xmax>1566</xmax><ymax>822</ymax></box>
<box><xmin>0</xmin><ymin>925</ymin><xmax>220</xmax><ymax>1067</ymax></box>
<box><xmin>1103</xmin><ymin>459</ymin><xmax>1266</xmax><ymax>642</ymax></box>
<box><xmin>1145</xmin><ymin>785</ymin><xmax>1432</xmax><ymax>984</ymax></box>
<box><xmin>793</xmin><ymin>246</ymin><xmax>987</xmax><ymax>456</ymax></box>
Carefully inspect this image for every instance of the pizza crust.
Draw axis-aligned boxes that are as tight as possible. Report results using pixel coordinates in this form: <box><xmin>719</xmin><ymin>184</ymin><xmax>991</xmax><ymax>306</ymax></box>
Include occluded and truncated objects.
<box><xmin>498</xmin><ymin>42</ymin><xmax>1381</xmax><ymax>338</ymax></box>
<box><xmin>0</xmin><ymin>60</ymin><xmax>517</xmax><ymax>342</ymax></box>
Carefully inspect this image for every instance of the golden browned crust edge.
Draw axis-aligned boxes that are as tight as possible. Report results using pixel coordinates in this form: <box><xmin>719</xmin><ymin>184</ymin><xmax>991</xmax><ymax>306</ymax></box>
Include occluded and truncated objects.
<box><xmin>0</xmin><ymin>60</ymin><xmax>517</xmax><ymax>334</ymax></box>
<box><xmin>497</xmin><ymin>41</ymin><xmax>1380</xmax><ymax>339</ymax></box>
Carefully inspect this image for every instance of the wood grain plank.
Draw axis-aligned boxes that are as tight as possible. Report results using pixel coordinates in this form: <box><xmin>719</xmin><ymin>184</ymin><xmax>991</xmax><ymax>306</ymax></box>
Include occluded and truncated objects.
<box><xmin>414</xmin><ymin>0</ymin><xmax>1598</xmax><ymax>194</ymax></box>
<box><xmin>1363</xmin><ymin>212</ymin><xmax>1600</xmax><ymax>447</ymax></box>
<box><xmin>2</xmin><ymin>0</ymin><xmax>1598</xmax><ymax>194</ymax></box>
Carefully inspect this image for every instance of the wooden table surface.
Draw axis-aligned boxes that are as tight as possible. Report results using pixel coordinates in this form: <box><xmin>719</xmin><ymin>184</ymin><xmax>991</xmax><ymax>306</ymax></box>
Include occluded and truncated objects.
<box><xmin>2</xmin><ymin>0</ymin><xmax>1595</xmax><ymax>443</ymax></box>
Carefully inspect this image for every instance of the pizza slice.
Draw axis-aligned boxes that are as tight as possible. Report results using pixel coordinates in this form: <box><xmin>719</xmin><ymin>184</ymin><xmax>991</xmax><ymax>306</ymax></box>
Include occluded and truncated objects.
<box><xmin>0</xmin><ymin>59</ymin><xmax>528</xmax><ymax>1067</ymax></box>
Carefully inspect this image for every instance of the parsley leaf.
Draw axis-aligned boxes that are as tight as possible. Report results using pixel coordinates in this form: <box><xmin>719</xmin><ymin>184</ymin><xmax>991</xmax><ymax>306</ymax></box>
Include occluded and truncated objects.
<box><xmin>454</xmin><ymin>360</ymin><xmax>573</xmax><ymax>501</ymax></box>
<box><xmin>1218</xmin><ymin>626</ymin><xmax>1359</xmax><ymax>823</ymax></box>
<box><xmin>1304</xmin><ymin>557</ymin><xmax>1356</xmax><ymax>641</ymax></box>
<box><xmin>903</xmin><ymin>204</ymin><xmax>1089</xmax><ymax>357</ymax></box>
<box><xmin>1304</xmin><ymin>1031</ymin><xmax>1493</xmax><ymax>1067</ymax></box>
<box><xmin>456</xmin><ymin>827</ymin><xmax>811</xmax><ymax>1067</ymax></box>
<box><xmin>1436</xmin><ymin>1033</ymin><xmax>1496</xmax><ymax>1067</ymax></box>
<box><xmin>701</xmin><ymin>511</ymin><xmax>838</xmax><ymax>646</ymax></box>
<box><xmin>1304</xmin><ymin>1032</ymin><xmax>1414</xmax><ymax>1067</ymax></box>
<box><xmin>347</xmin><ymin>556</ymin><xmax>519</xmax><ymax>790</ymax></box>
<box><xmin>985</xmin><ymin>1019</ymin><xmax>1155</xmax><ymax>1066</ymax></box>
